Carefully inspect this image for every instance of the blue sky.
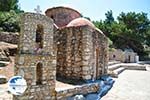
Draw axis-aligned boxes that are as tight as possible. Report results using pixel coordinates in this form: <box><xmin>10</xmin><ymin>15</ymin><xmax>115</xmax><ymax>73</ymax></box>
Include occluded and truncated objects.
<box><xmin>19</xmin><ymin>0</ymin><xmax>150</xmax><ymax>21</ymax></box>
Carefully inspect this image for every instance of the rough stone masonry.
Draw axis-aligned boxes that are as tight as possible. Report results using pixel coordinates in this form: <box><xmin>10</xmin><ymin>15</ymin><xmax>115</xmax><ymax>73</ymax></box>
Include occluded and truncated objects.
<box><xmin>14</xmin><ymin>6</ymin><xmax>108</xmax><ymax>100</ymax></box>
<box><xmin>14</xmin><ymin>13</ymin><xmax>56</xmax><ymax>100</ymax></box>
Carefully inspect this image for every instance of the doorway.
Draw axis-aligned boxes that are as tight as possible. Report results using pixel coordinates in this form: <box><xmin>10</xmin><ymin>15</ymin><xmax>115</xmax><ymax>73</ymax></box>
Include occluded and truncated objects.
<box><xmin>128</xmin><ymin>55</ymin><xmax>131</xmax><ymax>63</ymax></box>
<box><xmin>95</xmin><ymin>48</ymin><xmax>99</xmax><ymax>79</ymax></box>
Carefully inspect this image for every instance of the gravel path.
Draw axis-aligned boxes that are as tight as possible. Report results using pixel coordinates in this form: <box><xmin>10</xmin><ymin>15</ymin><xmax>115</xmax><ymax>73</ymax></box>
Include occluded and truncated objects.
<box><xmin>101</xmin><ymin>70</ymin><xmax>150</xmax><ymax>100</ymax></box>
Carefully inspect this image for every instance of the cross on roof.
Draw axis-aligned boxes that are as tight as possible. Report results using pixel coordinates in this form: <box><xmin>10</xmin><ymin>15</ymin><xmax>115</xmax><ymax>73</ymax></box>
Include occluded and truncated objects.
<box><xmin>34</xmin><ymin>5</ymin><xmax>42</xmax><ymax>14</ymax></box>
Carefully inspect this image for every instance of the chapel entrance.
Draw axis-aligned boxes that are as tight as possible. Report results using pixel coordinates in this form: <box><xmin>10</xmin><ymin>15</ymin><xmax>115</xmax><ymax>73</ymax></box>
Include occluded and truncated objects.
<box><xmin>128</xmin><ymin>55</ymin><xmax>131</xmax><ymax>62</ymax></box>
<box><xmin>95</xmin><ymin>48</ymin><xmax>100</xmax><ymax>79</ymax></box>
<box><xmin>36</xmin><ymin>62</ymin><xmax>43</xmax><ymax>85</ymax></box>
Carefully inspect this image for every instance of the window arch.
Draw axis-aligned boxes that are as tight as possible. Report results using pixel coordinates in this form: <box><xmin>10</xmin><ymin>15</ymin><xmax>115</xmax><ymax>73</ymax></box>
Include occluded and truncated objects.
<box><xmin>113</xmin><ymin>55</ymin><xmax>116</xmax><ymax>58</ymax></box>
<box><xmin>36</xmin><ymin>62</ymin><xmax>43</xmax><ymax>85</ymax></box>
<box><xmin>51</xmin><ymin>15</ymin><xmax>54</xmax><ymax>19</ymax></box>
<box><xmin>35</xmin><ymin>24</ymin><xmax>44</xmax><ymax>53</ymax></box>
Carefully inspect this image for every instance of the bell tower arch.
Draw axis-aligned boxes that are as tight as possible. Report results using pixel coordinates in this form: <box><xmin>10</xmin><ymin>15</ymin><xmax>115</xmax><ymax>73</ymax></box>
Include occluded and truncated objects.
<box><xmin>14</xmin><ymin>13</ymin><xmax>56</xmax><ymax>100</ymax></box>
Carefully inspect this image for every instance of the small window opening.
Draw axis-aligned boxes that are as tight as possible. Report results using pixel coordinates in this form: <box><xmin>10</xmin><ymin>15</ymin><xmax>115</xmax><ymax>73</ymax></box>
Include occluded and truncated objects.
<box><xmin>36</xmin><ymin>62</ymin><xmax>43</xmax><ymax>85</ymax></box>
<box><xmin>51</xmin><ymin>15</ymin><xmax>54</xmax><ymax>19</ymax></box>
<box><xmin>35</xmin><ymin>24</ymin><xmax>44</xmax><ymax>53</ymax></box>
<box><xmin>113</xmin><ymin>55</ymin><xmax>116</xmax><ymax>58</ymax></box>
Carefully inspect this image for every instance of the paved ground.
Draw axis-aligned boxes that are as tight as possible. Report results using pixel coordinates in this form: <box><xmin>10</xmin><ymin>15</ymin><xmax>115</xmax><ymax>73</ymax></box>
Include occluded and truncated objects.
<box><xmin>0</xmin><ymin>84</ymin><xmax>12</xmax><ymax>100</ymax></box>
<box><xmin>101</xmin><ymin>70</ymin><xmax>150</xmax><ymax>100</ymax></box>
<box><xmin>1</xmin><ymin>58</ymin><xmax>150</xmax><ymax>100</ymax></box>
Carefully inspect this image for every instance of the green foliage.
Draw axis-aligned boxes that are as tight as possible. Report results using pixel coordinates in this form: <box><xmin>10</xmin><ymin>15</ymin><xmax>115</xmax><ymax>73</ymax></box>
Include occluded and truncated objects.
<box><xmin>108</xmin><ymin>38</ymin><xmax>113</xmax><ymax>47</ymax></box>
<box><xmin>146</xmin><ymin>28</ymin><xmax>150</xmax><ymax>46</ymax></box>
<box><xmin>83</xmin><ymin>16</ymin><xmax>91</xmax><ymax>21</ymax></box>
<box><xmin>93</xmin><ymin>11</ymin><xmax>150</xmax><ymax>58</ymax></box>
<box><xmin>0</xmin><ymin>0</ymin><xmax>23</xmax><ymax>13</ymax></box>
<box><xmin>0</xmin><ymin>0</ymin><xmax>23</xmax><ymax>32</ymax></box>
<box><xmin>93</xmin><ymin>10</ymin><xmax>115</xmax><ymax>37</ymax></box>
<box><xmin>117</xmin><ymin>12</ymin><xmax>150</xmax><ymax>45</ymax></box>
<box><xmin>104</xmin><ymin>10</ymin><xmax>114</xmax><ymax>24</ymax></box>
<box><xmin>116</xmin><ymin>12</ymin><xmax>150</xmax><ymax>55</ymax></box>
<box><xmin>0</xmin><ymin>10</ymin><xmax>21</xmax><ymax>32</ymax></box>
<box><xmin>109</xmin><ymin>47</ymin><xmax>116</xmax><ymax>52</ymax></box>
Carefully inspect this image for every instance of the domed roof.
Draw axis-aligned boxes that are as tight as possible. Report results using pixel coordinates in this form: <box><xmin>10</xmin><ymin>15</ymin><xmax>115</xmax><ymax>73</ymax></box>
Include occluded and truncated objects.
<box><xmin>45</xmin><ymin>6</ymin><xmax>82</xmax><ymax>27</ymax></box>
<box><xmin>67</xmin><ymin>18</ymin><xmax>95</xmax><ymax>28</ymax></box>
<box><xmin>45</xmin><ymin>6</ymin><xmax>81</xmax><ymax>16</ymax></box>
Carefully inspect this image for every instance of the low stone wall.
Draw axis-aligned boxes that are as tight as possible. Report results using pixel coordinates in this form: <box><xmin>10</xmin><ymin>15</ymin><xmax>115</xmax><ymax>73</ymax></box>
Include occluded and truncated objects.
<box><xmin>14</xmin><ymin>54</ymin><xmax>56</xmax><ymax>100</ymax></box>
<box><xmin>56</xmin><ymin>83</ymin><xmax>100</xmax><ymax>100</ymax></box>
<box><xmin>0</xmin><ymin>32</ymin><xmax>19</xmax><ymax>44</ymax></box>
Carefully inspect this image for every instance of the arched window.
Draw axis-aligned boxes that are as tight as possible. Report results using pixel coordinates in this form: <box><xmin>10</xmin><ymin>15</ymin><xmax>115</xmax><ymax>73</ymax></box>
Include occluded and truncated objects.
<box><xmin>51</xmin><ymin>15</ymin><xmax>54</xmax><ymax>19</ymax></box>
<box><xmin>35</xmin><ymin>24</ymin><xmax>44</xmax><ymax>53</ymax></box>
<box><xmin>113</xmin><ymin>55</ymin><xmax>116</xmax><ymax>58</ymax></box>
<box><xmin>36</xmin><ymin>62</ymin><xmax>43</xmax><ymax>85</ymax></box>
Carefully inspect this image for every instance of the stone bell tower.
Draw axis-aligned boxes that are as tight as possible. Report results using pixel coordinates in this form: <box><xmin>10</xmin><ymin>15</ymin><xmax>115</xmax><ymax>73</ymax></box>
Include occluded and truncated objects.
<box><xmin>14</xmin><ymin>13</ymin><xmax>56</xmax><ymax>100</ymax></box>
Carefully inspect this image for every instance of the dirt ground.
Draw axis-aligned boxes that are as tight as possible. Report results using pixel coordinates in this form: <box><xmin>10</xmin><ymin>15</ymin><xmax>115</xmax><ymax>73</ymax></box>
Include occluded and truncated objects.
<box><xmin>0</xmin><ymin>57</ymin><xmax>14</xmax><ymax>80</ymax></box>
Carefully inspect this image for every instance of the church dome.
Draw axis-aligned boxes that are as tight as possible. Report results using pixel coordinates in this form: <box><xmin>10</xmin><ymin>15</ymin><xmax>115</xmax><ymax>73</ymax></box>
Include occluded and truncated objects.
<box><xmin>45</xmin><ymin>6</ymin><xmax>81</xmax><ymax>28</ymax></box>
<box><xmin>67</xmin><ymin>18</ymin><xmax>95</xmax><ymax>28</ymax></box>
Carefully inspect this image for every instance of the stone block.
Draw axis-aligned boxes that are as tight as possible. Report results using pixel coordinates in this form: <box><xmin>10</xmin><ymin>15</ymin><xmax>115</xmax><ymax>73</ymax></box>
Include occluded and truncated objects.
<box><xmin>83</xmin><ymin>75</ymin><xmax>91</xmax><ymax>80</ymax></box>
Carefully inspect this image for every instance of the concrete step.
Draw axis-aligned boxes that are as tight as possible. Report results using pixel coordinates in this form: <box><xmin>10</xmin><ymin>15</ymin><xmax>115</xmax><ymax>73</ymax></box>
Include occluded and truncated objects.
<box><xmin>108</xmin><ymin>61</ymin><xmax>121</xmax><ymax>66</ymax></box>
<box><xmin>108</xmin><ymin>63</ymin><xmax>147</xmax><ymax>78</ymax></box>
<box><xmin>108</xmin><ymin>64</ymin><xmax>121</xmax><ymax>71</ymax></box>
<box><xmin>114</xmin><ymin>67</ymin><xmax>126</xmax><ymax>75</ymax></box>
<box><xmin>121</xmin><ymin>63</ymin><xmax>147</xmax><ymax>70</ymax></box>
<box><xmin>138</xmin><ymin>61</ymin><xmax>150</xmax><ymax>64</ymax></box>
<box><xmin>108</xmin><ymin>67</ymin><xmax>126</xmax><ymax>78</ymax></box>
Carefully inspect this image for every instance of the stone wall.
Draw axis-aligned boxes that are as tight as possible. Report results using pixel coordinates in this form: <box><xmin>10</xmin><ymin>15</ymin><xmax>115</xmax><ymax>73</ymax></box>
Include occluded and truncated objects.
<box><xmin>124</xmin><ymin>52</ymin><xmax>137</xmax><ymax>63</ymax></box>
<box><xmin>91</xmin><ymin>29</ymin><xmax>108</xmax><ymax>78</ymax></box>
<box><xmin>109</xmin><ymin>49</ymin><xmax>137</xmax><ymax>63</ymax></box>
<box><xmin>14</xmin><ymin>55</ymin><xmax>56</xmax><ymax>100</ymax></box>
<box><xmin>81</xmin><ymin>27</ymin><xmax>108</xmax><ymax>80</ymax></box>
<box><xmin>109</xmin><ymin>49</ymin><xmax>125</xmax><ymax>62</ymax></box>
<box><xmin>55</xmin><ymin>26</ymin><xmax>84</xmax><ymax>79</ymax></box>
<box><xmin>56</xmin><ymin>83</ymin><xmax>99</xmax><ymax>100</ymax></box>
<box><xmin>13</xmin><ymin>11</ymin><xmax>108</xmax><ymax>99</ymax></box>
<box><xmin>19</xmin><ymin>13</ymin><xmax>54</xmax><ymax>55</ymax></box>
<box><xmin>55</xmin><ymin>25</ymin><xmax>108</xmax><ymax>80</ymax></box>
<box><xmin>14</xmin><ymin>13</ymin><xmax>56</xmax><ymax>100</ymax></box>
<box><xmin>0</xmin><ymin>32</ymin><xmax>19</xmax><ymax>44</ymax></box>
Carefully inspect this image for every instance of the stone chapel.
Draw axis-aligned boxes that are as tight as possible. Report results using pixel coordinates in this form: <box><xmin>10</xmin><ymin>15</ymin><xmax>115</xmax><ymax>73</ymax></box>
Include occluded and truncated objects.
<box><xmin>14</xmin><ymin>6</ymin><xmax>108</xmax><ymax>99</ymax></box>
<box><xmin>45</xmin><ymin>7</ymin><xmax>108</xmax><ymax>80</ymax></box>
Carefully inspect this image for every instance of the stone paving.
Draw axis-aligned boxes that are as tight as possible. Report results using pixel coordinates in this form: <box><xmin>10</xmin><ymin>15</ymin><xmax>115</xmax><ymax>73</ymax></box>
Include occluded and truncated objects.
<box><xmin>101</xmin><ymin>69</ymin><xmax>150</xmax><ymax>100</ymax></box>
<box><xmin>0</xmin><ymin>84</ymin><xmax>12</xmax><ymax>100</ymax></box>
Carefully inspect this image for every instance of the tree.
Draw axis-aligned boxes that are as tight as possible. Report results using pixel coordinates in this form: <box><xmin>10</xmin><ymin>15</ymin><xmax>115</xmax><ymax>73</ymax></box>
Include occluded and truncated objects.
<box><xmin>146</xmin><ymin>28</ymin><xmax>150</xmax><ymax>46</ymax></box>
<box><xmin>117</xmin><ymin>12</ymin><xmax>150</xmax><ymax>55</ymax></box>
<box><xmin>93</xmin><ymin>11</ymin><xmax>150</xmax><ymax>58</ymax></box>
<box><xmin>0</xmin><ymin>10</ymin><xmax>20</xmax><ymax>32</ymax></box>
<box><xmin>103</xmin><ymin>10</ymin><xmax>115</xmax><ymax>36</ymax></box>
<box><xmin>0</xmin><ymin>0</ymin><xmax>23</xmax><ymax>13</ymax></box>
<box><xmin>0</xmin><ymin>0</ymin><xmax>23</xmax><ymax>32</ymax></box>
<box><xmin>104</xmin><ymin>10</ymin><xmax>114</xmax><ymax>24</ymax></box>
